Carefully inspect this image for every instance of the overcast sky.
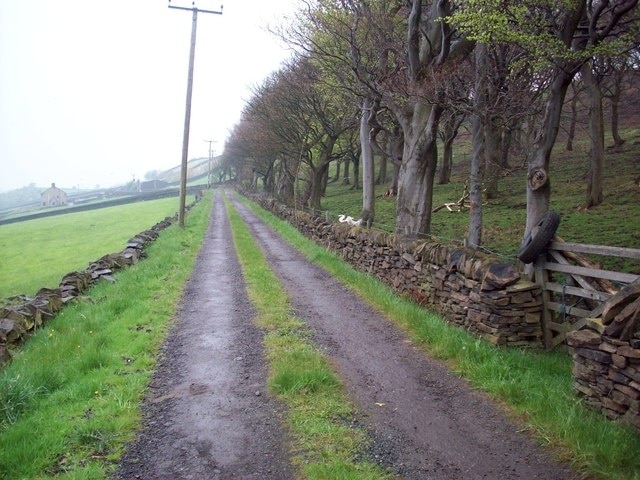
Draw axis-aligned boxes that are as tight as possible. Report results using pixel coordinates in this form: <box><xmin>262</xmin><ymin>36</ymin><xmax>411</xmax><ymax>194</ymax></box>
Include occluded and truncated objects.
<box><xmin>0</xmin><ymin>0</ymin><xmax>298</xmax><ymax>192</ymax></box>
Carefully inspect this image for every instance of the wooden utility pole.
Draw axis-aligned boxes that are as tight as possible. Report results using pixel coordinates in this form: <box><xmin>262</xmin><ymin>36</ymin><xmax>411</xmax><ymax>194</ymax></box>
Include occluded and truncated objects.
<box><xmin>169</xmin><ymin>1</ymin><xmax>222</xmax><ymax>227</ymax></box>
<box><xmin>205</xmin><ymin>139</ymin><xmax>216</xmax><ymax>188</ymax></box>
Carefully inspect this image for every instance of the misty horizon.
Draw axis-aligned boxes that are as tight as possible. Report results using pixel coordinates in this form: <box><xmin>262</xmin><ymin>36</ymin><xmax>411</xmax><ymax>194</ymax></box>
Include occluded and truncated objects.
<box><xmin>0</xmin><ymin>0</ymin><xmax>298</xmax><ymax>193</ymax></box>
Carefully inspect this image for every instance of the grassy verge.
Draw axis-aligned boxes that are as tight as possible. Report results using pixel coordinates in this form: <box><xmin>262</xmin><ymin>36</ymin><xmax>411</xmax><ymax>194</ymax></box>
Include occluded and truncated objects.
<box><xmin>0</xmin><ymin>192</ymin><xmax>212</xmax><ymax>480</ymax></box>
<box><xmin>0</xmin><ymin>196</ymin><xmax>194</xmax><ymax>299</ymax></box>
<box><xmin>224</xmin><ymin>196</ymin><xmax>391</xmax><ymax>480</ymax></box>
<box><xmin>241</xmin><ymin>195</ymin><xmax>640</xmax><ymax>480</ymax></box>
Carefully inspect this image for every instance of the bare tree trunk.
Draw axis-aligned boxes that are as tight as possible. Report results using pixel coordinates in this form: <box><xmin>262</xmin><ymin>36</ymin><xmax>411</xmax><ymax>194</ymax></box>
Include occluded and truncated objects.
<box><xmin>468</xmin><ymin>44</ymin><xmax>486</xmax><ymax>247</ymax></box>
<box><xmin>467</xmin><ymin>113</ymin><xmax>484</xmax><ymax>248</ymax></box>
<box><xmin>513</xmin><ymin>124</ymin><xmax>522</xmax><ymax>156</ymax></box>
<box><xmin>395</xmin><ymin>102</ymin><xmax>442</xmax><ymax>235</ymax></box>
<box><xmin>484</xmin><ymin>117</ymin><xmax>500</xmax><ymax>199</ymax></box>
<box><xmin>309</xmin><ymin>136</ymin><xmax>338</xmax><ymax>210</ymax></box>
<box><xmin>310</xmin><ymin>163</ymin><xmax>330</xmax><ymax>211</ymax></box>
<box><xmin>333</xmin><ymin>159</ymin><xmax>341</xmax><ymax>183</ymax></box>
<box><xmin>343</xmin><ymin>157</ymin><xmax>351</xmax><ymax>185</ymax></box>
<box><xmin>610</xmin><ymin>77</ymin><xmax>625</xmax><ymax>147</ymax></box>
<box><xmin>387</xmin><ymin>126</ymin><xmax>403</xmax><ymax>195</ymax></box>
<box><xmin>389</xmin><ymin>163</ymin><xmax>400</xmax><ymax>195</ymax></box>
<box><xmin>523</xmin><ymin>0</ymin><xmax>585</xmax><ymax>242</ymax></box>
<box><xmin>263</xmin><ymin>160</ymin><xmax>276</xmax><ymax>194</ymax></box>
<box><xmin>299</xmin><ymin>172</ymin><xmax>312</xmax><ymax>208</ymax></box>
<box><xmin>521</xmin><ymin>119</ymin><xmax>537</xmax><ymax>165</ymax></box>
<box><xmin>480</xmin><ymin>46</ymin><xmax>500</xmax><ymax>199</ymax></box>
<box><xmin>526</xmin><ymin>68</ymin><xmax>575</xmax><ymax>235</ymax></box>
<box><xmin>276</xmin><ymin>158</ymin><xmax>296</xmax><ymax>205</ymax></box>
<box><xmin>438</xmin><ymin>111</ymin><xmax>462</xmax><ymax>184</ymax></box>
<box><xmin>361</xmin><ymin>98</ymin><xmax>375</xmax><ymax>224</ymax></box>
<box><xmin>582</xmin><ymin>60</ymin><xmax>604</xmax><ymax>208</ymax></box>
<box><xmin>351</xmin><ymin>155</ymin><xmax>360</xmax><ymax>190</ymax></box>
<box><xmin>376</xmin><ymin>152</ymin><xmax>387</xmax><ymax>185</ymax></box>
<box><xmin>439</xmin><ymin>137</ymin><xmax>454</xmax><ymax>185</ymax></box>
<box><xmin>396</xmin><ymin>137</ymin><xmax>439</xmax><ymax>235</ymax></box>
<box><xmin>566</xmin><ymin>83</ymin><xmax>579</xmax><ymax>151</ymax></box>
<box><xmin>320</xmin><ymin>166</ymin><xmax>329</xmax><ymax>197</ymax></box>
<box><xmin>264</xmin><ymin>172</ymin><xmax>274</xmax><ymax>193</ymax></box>
<box><xmin>499</xmin><ymin>123</ymin><xmax>513</xmax><ymax>168</ymax></box>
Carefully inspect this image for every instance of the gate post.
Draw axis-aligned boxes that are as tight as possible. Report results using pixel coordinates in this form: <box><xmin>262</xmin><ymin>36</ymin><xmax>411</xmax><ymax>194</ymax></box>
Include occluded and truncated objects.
<box><xmin>533</xmin><ymin>254</ymin><xmax>553</xmax><ymax>349</ymax></box>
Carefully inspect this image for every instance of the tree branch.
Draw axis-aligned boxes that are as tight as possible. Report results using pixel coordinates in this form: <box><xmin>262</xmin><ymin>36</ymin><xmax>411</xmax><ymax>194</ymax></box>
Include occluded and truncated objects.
<box><xmin>407</xmin><ymin>0</ymin><xmax>422</xmax><ymax>80</ymax></box>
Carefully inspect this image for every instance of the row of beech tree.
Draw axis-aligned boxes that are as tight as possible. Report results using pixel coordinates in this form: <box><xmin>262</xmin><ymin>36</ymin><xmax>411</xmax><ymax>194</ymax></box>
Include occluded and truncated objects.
<box><xmin>219</xmin><ymin>0</ymin><xmax>638</xmax><ymax>247</ymax></box>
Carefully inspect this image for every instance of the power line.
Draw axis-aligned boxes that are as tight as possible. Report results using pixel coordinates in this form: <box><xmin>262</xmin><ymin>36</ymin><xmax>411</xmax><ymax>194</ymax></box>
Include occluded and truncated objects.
<box><xmin>205</xmin><ymin>139</ymin><xmax>217</xmax><ymax>188</ymax></box>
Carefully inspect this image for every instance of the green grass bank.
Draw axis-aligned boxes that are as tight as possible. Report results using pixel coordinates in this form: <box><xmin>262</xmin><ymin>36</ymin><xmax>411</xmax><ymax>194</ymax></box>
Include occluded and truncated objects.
<box><xmin>0</xmin><ymin>196</ymin><xmax>194</xmax><ymax>299</ymax></box>
<box><xmin>319</xmin><ymin>130</ymin><xmax>640</xmax><ymax>273</ymax></box>
<box><xmin>0</xmin><ymin>193</ymin><xmax>211</xmax><ymax>479</ymax></box>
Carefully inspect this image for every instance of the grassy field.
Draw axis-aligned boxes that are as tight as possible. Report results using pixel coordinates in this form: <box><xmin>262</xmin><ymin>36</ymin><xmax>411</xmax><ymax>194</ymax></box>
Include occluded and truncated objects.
<box><xmin>0</xmin><ymin>192</ymin><xmax>212</xmax><ymax>479</ymax></box>
<box><xmin>0</xmin><ymin>196</ymin><xmax>193</xmax><ymax>299</ymax></box>
<box><xmin>319</xmin><ymin>127</ymin><xmax>640</xmax><ymax>272</ymax></box>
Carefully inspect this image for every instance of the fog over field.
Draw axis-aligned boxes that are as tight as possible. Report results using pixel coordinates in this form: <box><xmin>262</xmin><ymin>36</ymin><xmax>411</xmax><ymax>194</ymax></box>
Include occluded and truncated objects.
<box><xmin>0</xmin><ymin>0</ymin><xmax>298</xmax><ymax>193</ymax></box>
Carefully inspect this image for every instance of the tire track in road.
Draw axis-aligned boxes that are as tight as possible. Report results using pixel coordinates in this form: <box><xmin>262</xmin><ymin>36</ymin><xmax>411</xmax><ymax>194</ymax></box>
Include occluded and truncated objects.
<box><xmin>229</xmin><ymin>193</ymin><xmax>580</xmax><ymax>480</ymax></box>
<box><xmin>117</xmin><ymin>190</ymin><xmax>293</xmax><ymax>480</ymax></box>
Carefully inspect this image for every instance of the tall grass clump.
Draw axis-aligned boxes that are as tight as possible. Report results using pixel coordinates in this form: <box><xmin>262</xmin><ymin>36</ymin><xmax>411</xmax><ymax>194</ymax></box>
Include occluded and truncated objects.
<box><xmin>242</xmin><ymin>195</ymin><xmax>640</xmax><ymax>480</ymax></box>
<box><xmin>225</xmin><ymin>195</ymin><xmax>391</xmax><ymax>480</ymax></box>
<box><xmin>0</xmin><ymin>192</ymin><xmax>212</xmax><ymax>479</ymax></box>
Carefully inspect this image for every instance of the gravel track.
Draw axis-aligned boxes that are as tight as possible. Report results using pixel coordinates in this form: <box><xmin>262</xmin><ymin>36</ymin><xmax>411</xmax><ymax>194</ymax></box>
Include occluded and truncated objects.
<box><xmin>117</xmin><ymin>190</ymin><xmax>581</xmax><ymax>479</ymax></box>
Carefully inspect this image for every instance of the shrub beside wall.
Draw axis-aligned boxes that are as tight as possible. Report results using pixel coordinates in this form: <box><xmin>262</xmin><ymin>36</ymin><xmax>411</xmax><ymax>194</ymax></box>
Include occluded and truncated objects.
<box><xmin>250</xmin><ymin>194</ymin><xmax>543</xmax><ymax>347</ymax></box>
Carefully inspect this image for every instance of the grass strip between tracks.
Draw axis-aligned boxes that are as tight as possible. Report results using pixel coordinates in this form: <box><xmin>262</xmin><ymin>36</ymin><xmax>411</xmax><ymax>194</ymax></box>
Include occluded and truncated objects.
<box><xmin>225</xmin><ymin>197</ymin><xmax>391</xmax><ymax>480</ymax></box>
<box><xmin>239</xmin><ymin>195</ymin><xmax>640</xmax><ymax>480</ymax></box>
<box><xmin>0</xmin><ymin>193</ymin><xmax>212</xmax><ymax>479</ymax></box>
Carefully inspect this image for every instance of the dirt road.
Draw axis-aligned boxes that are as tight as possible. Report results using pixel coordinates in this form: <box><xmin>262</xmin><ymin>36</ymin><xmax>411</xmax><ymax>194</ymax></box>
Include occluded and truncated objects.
<box><xmin>117</xmin><ymin>190</ymin><xmax>579</xmax><ymax>479</ymax></box>
<box><xmin>117</xmin><ymin>191</ymin><xmax>293</xmax><ymax>480</ymax></box>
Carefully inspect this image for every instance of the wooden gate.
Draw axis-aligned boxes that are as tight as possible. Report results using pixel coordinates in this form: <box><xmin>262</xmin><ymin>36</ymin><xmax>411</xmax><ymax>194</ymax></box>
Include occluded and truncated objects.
<box><xmin>533</xmin><ymin>240</ymin><xmax>640</xmax><ymax>349</ymax></box>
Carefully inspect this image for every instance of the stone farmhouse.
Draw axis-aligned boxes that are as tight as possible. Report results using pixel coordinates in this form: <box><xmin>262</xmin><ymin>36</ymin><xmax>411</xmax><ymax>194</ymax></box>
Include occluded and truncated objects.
<box><xmin>41</xmin><ymin>183</ymin><xmax>67</xmax><ymax>207</ymax></box>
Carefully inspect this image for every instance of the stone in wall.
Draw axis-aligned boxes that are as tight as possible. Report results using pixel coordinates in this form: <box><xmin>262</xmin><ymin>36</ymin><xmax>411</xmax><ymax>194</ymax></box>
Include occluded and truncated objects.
<box><xmin>567</xmin><ymin>328</ymin><xmax>640</xmax><ymax>431</ymax></box>
<box><xmin>565</xmin><ymin>279</ymin><xmax>640</xmax><ymax>431</ymax></box>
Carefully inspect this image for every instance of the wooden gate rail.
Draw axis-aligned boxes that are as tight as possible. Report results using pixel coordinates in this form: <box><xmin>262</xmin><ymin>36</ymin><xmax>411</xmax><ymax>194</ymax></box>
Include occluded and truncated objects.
<box><xmin>534</xmin><ymin>240</ymin><xmax>640</xmax><ymax>349</ymax></box>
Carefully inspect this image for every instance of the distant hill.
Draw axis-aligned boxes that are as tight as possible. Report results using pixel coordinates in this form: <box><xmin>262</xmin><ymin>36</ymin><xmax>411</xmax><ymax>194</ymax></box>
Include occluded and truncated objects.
<box><xmin>0</xmin><ymin>156</ymin><xmax>215</xmax><ymax>213</ymax></box>
<box><xmin>153</xmin><ymin>157</ymin><xmax>211</xmax><ymax>184</ymax></box>
<box><xmin>0</xmin><ymin>184</ymin><xmax>43</xmax><ymax>210</ymax></box>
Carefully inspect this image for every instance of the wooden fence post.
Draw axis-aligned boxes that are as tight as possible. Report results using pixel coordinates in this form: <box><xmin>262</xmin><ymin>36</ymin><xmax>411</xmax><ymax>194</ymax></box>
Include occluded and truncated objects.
<box><xmin>534</xmin><ymin>253</ymin><xmax>553</xmax><ymax>349</ymax></box>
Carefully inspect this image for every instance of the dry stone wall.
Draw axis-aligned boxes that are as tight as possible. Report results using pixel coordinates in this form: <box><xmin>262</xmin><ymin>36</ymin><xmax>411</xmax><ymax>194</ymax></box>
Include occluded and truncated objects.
<box><xmin>249</xmin><ymin>194</ymin><xmax>544</xmax><ymax>347</ymax></box>
<box><xmin>566</xmin><ymin>282</ymin><xmax>640</xmax><ymax>431</ymax></box>
<box><xmin>0</xmin><ymin>198</ymin><xmax>201</xmax><ymax>366</ymax></box>
<box><xmin>567</xmin><ymin>330</ymin><xmax>640</xmax><ymax>431</ymax></box>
